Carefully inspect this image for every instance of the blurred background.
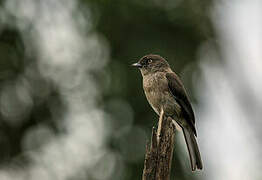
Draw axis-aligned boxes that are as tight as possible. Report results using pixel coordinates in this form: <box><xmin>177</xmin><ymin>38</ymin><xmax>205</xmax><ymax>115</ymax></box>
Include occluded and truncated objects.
<box><xmin>0</xmin><ymin>0</ymin><xmax>262</xmax><ymax>179</ymax></box>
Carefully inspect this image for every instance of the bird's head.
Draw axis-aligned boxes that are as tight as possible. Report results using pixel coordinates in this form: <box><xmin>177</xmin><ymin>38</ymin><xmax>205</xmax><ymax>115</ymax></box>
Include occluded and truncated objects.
<box><xmin>132</xmin><ymin>54</ymin><xmax>170</xmax><ymax>76</ymax></box>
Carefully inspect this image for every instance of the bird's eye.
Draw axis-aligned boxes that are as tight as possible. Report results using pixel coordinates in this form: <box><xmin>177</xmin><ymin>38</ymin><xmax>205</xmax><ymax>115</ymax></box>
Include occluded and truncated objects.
<box><xmin>147</xmin><ymin>59</ymin><xmax>152</xmax><ymax>63</ymax></box>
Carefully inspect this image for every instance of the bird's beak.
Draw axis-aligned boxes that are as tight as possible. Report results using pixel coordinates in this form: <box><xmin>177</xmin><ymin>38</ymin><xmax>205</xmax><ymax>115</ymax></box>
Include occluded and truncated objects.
<box><xmin>131</xmin><ymin>62</ymin><xmax>142</xmax><ymax>68</ymax></box>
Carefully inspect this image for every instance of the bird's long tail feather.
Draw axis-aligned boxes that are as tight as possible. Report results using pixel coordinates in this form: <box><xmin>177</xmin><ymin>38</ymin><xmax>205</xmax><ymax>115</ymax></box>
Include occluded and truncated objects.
<box><xmin>182</xmin><ymin>127</ymin><xmax>203</xmax><ymax>171</ymax></box>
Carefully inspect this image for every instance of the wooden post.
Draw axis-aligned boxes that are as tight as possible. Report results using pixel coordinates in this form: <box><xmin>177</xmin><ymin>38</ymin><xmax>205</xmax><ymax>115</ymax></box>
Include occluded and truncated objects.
<box><xmin>142</xmin><ymin>110</ymin><xmax>176</xmax><ymax>180</ymax></box>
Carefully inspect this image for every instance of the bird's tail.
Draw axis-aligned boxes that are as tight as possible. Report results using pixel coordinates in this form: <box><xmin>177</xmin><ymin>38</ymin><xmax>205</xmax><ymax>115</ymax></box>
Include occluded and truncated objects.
<box><xmin>182</xmin><ymin>127</ymin><xmax>203</xmax><ymax>171</ymax></box>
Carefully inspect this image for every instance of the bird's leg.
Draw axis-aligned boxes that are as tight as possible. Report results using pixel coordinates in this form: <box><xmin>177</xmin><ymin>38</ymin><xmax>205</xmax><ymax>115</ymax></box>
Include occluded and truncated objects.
<box><xmin>157</xmin><ymin>108</ymin><xmax>164</xmax><ymax>143</ymax></box>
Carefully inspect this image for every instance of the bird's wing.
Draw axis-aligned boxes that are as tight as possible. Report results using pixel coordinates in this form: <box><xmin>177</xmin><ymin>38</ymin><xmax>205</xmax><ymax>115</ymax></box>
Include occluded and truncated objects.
<box><xmin>166</xmin><ymin>72</ymin><xmax>197</xmax><ymax>135</ymax></box>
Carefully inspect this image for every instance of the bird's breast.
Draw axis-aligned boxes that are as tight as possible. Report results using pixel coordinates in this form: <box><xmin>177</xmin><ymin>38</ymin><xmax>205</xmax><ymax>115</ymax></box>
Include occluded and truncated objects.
<box><xmin>143</xmin><ymin>73</ymin><xmax>179</xmax><ymax>116</ymax></box>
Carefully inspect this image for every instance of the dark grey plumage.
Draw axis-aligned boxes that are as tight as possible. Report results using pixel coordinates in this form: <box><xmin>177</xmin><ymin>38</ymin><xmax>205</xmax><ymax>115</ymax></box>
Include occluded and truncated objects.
<box><xmin>132</xmin><ymin>54</ymin><xmax>203</xmax><ymax>171</ymax></box>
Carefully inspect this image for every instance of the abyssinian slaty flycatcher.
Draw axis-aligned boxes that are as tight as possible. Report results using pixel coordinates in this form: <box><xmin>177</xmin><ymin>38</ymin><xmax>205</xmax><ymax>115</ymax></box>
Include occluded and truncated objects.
<box><xmin>132</xmin><ymin>54</ymin><xmax>203</xmax><ymax>171</ymax></box>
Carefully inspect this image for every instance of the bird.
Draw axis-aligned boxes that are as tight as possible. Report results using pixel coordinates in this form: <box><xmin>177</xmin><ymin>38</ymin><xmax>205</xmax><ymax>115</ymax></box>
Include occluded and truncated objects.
<box><xmin>132</xmin><ymin>54</ymin><xmax>203</xmax><ymax>171</ymax></box>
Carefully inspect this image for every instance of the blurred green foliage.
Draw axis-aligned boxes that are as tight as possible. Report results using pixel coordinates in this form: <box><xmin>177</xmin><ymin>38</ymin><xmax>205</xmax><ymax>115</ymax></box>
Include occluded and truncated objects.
<box><xmin>0</xmin><ymin>28</ymin><xmax>66</xmax><ymax>164</ymax></box>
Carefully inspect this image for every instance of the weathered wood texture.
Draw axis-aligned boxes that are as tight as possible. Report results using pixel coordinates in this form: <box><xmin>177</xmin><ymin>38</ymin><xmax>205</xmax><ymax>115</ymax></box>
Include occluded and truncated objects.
<box><xmin>142</xmin><ymin>110</ymin><xmax>176</xmax><ymax>180</ymax></box>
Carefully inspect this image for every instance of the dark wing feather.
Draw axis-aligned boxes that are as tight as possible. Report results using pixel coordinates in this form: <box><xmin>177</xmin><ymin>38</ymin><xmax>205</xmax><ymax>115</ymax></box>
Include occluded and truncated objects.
<box><xmin>166</xmin><ymin>72</ymin><xmax>197</xmax><ymax>136</ymax></box>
